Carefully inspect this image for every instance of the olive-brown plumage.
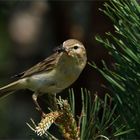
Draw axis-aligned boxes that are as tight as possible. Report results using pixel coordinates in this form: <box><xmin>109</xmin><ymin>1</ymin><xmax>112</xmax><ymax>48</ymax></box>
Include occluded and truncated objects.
<box><xmin>0</xmin><ymin>39</ymin><xmax>87</xmax><ymax>110</ymax></box>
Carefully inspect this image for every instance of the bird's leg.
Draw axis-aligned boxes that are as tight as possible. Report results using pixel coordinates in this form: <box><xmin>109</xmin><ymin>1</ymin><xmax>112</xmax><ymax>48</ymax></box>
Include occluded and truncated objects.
<box><xmin>32</xmin><ymin>92</ymin><xmax>45</xmax><ymax>117</ymax></box>
<box><xmin>48</xmin><ymin>94</ymin><xmax>58</xmax><ymax>111</ymax></box>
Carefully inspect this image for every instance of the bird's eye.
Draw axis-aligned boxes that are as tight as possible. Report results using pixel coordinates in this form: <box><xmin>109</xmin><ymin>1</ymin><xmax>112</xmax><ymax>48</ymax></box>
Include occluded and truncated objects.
<box><xmin>73</xmin><ymin>46</ymin><xmax>79</xmax><ymax>50</ymax></box>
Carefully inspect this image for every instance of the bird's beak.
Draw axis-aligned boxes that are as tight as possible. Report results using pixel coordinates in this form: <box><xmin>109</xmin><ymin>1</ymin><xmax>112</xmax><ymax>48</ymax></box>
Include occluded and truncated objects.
<box><xmin>54</xmin><ymin>44</ymin><xmax>67</xmax><ymax>53</ymax></box>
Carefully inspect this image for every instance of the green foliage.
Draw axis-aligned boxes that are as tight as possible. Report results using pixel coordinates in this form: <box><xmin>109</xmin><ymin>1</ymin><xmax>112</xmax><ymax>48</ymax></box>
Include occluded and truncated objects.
<box><xmin>28</xmin><ymin>90</ymin><xmax>132</xmax><ymax>140</ymax></box>
<box><xmin>69</xmin><ymin>89</ymin><xmax>132</xmax><ymax>140</ymax></box>
<box><xmin>90</xmin><ymin>0</ymin><xmax>140</xmax><ymax>138</ymax></box>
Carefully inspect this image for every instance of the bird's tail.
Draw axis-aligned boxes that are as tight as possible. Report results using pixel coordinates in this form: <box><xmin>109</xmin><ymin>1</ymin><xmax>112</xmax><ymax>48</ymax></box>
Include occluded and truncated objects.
<box><xmin>0</xmin><ymin>80</ymin><xmax>23</xmax><ymax>99</ymax></box>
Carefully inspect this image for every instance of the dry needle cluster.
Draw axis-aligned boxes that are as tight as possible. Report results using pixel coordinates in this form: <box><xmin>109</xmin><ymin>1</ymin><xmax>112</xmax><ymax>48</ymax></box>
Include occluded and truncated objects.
<box><xmin>27</xmin><ymin>97</ymin><xmax>79</xmax><ymax>140</ymax></box>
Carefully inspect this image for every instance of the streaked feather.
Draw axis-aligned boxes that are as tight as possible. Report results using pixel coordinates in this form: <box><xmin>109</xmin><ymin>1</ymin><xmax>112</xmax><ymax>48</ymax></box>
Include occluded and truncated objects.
<box><xmin>14</xmin><ymin>52</ymin><xmax>61</xmax><ymax>78</ymax></box>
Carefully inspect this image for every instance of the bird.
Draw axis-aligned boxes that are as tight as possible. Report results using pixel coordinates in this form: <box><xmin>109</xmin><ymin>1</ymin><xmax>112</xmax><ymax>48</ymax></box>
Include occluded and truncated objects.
<box><xmin>0</xmin><ymin>39</ymin><xmax>87</xmax><ymax>111</ymax></box>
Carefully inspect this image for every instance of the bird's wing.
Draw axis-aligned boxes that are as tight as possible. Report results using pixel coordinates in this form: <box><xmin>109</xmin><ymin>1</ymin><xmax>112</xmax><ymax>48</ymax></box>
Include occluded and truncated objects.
<box><xmin>14</xmin><ymin>52</ymin><xmax>60</xmax><ymax>78</ymax></box>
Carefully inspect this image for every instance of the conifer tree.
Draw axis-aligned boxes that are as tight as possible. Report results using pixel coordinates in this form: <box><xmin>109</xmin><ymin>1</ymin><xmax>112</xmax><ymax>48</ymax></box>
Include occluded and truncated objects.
<box><xmin>91</xmin><ymin>0</ymin><xmax>140</xmax><ymax>138</ymax></box>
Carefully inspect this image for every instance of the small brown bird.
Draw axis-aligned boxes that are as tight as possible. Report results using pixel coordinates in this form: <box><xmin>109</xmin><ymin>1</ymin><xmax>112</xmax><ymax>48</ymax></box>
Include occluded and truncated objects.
<box><xmin>0</xmin><ymin>39</ymin><xmax>87</xmax><ymax>111</ymax></box>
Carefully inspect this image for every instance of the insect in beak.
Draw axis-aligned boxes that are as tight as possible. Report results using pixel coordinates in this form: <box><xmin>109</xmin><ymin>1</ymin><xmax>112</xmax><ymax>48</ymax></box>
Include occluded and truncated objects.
<box><xmin>53</xmin><ymin>44</ymin><xmax>67</xmax><ymax>53</ymax></box>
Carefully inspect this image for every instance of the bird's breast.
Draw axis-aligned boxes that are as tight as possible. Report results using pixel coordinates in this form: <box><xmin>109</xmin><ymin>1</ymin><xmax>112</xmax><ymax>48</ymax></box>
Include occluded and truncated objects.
<box><xmin>56</xmin><ymin>63</ymin><xmax>81</xmax><ymax>88</ymax></box>
<box><xmin>25</xmin><ymin>63</ymin><xmax>81</xmax><ymax>94</ymax></box>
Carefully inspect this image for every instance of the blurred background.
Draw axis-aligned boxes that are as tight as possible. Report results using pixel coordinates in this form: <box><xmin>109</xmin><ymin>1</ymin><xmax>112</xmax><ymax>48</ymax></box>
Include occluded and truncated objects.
<box><xmin>0</xmin><ymin>0</ymin><xmax>113</xmax><ymax>139</ymax></box>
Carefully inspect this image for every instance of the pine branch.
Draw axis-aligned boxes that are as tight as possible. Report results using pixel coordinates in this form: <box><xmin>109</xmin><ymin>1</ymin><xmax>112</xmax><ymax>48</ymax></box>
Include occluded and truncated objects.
<box><xmin>92</xmin><ymin>0</ymin><xmax>140</xmax><ymax>138</ymax></box>
<box><xmin>27</xmin><ymin>90</ymin><xmax>132</xmax><ymax>140</ymax></box>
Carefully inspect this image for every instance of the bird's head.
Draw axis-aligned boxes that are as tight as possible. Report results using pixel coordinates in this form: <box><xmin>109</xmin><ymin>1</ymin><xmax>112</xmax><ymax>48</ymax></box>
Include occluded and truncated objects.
<box><xmin>63</xmin><ymin>39</ymin><xmax>87</xmax><ymax>68</ymax></box>
<box><xmin>54</xmin><ymin>39</ymin><xmax>87</xmax><ymax>69</ymax></box>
